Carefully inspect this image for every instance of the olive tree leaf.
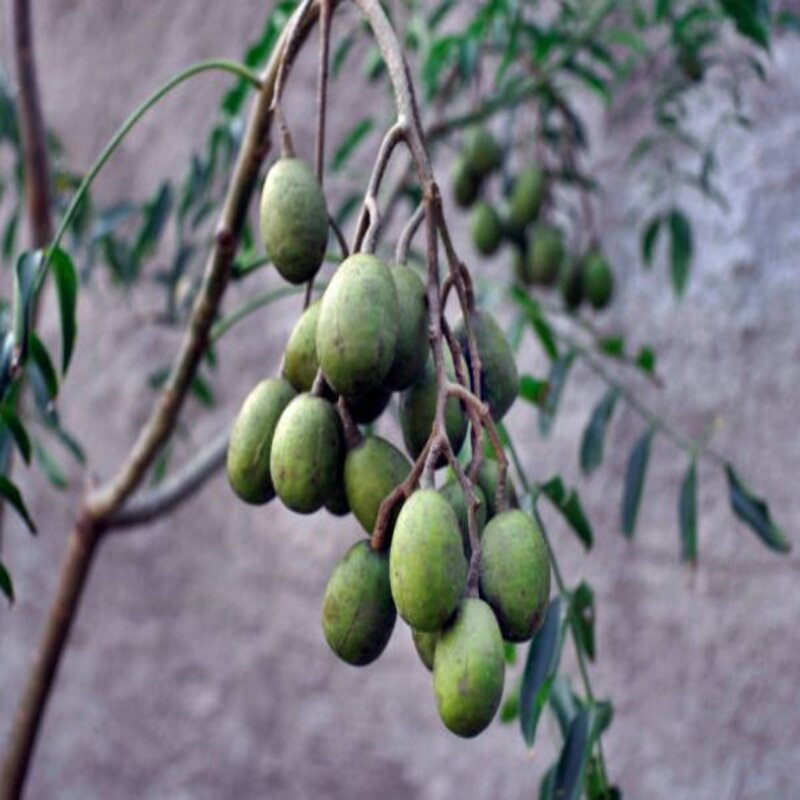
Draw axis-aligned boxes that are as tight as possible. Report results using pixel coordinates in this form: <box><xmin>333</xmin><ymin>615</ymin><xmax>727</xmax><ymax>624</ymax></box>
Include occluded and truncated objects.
<box><xmin>551</xmin><ymin>708</ymin><xmax>592</xmax><ymax>800</ymax></box>
<box><xmin>13</xmin><ymin>250</ymin><xmax>40</xmax><ymax>363</ymax></box>
<box><xmin>0</xmin><ymin>403</ymin><xmax>31</xmax><ymax>465</ymax></box>
<box><xmin>540</xmin><ymin>477</ymin><xmax>593</xmax><ymax>550</ymax></box>
<box><xmin>520</xmin><ymin>596</ymin><xmax>569</xmax><ymax>746</ymax></box>
<box><xmin>668</xmin><ymin>208</ymin><xmax>693</xmax><ymax>296</ymax></box>
<box><xmin>641</xmin><ymin>214</ymin><xmax>661</xmax><ymax>267</ymax></box>
<box><xmin>33</xmin><ymin>439</ymin><xmax>69</xmax><ymax>490</ymax></box>
<box><xmin>47</xmin><ymin>246</ymin><xmax>78</xmax><ymax>373</ymax></box>
<box><xmin>519</xmin><ymin>375</ymin><xmax>549</xmax><ymax>408</ymax></box>
<box><xmin>719</xmin><ymin>0</ymin><xmax>771</xmax><ymax>50</ymax></box>
<box><xmin>539</xmin><ymin>351</ymin><xmax>576</xmax><ymax>437</ymax></box>
<box><xmin>679</xmin><ymin>459</ymin><xmax>698</xmax><ymax>563</ymax></box>
<box><xmin>510</xmin><ymin>288</ymin><xmax>559</xmax><ymax>360</ymax></box>
<box><xmin>571</xmin><ymin>582</ymin><xmax>596</xmax><ymax>661</ymax></box>
<box><xmin>0</xmin><ymin>475</ymin><xmax>36</xmax><ymax>534</ymax></box>
<box><xmin>333</xmin><ymin>117</ymin><xmax>375</xmax><ymax>172</ymax></box>
<box><xmin>0</xmin><ymin>561</ymin><xmax>13</xmax><ymax>604</ymax></box>
<box><xmin>622</xmin><ymin>428</ymin><xmax>654</xmax><ymax>538</ymax></box>
<box><xmin>580</xmin><ymin>389</ymin><xmax>618</xmax><ymax>475</ymax></box>
<box><xmin>726</xmin><ymin>465</ymin><xmax>790</xmax><ymax>553</ymax></box>
<box><xmin>28</xmin><ymin>333</ymin><xmax>59</xmax><ymax>401</ymax></box>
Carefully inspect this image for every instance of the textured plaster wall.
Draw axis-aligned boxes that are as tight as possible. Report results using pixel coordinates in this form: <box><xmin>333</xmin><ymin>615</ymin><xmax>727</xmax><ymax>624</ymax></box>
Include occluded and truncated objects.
<box><xmin>0</xmin><ymin>3</ymin><xmax>799</xmax><ymax>799</ymax></box>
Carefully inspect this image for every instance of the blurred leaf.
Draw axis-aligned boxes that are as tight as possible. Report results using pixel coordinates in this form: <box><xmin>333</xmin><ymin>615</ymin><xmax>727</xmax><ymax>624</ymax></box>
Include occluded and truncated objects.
<box><xmin>47</xmin><ymin>246</ymin><xmax>78</xmax><ymax>373</ymax></box>
<box><xmin>133</xmin><ymin>182</ymin><xmax>172</xmax><ymax>265</ymax></box>
<box><xmin>719</xmin><ymin>0</ymin><xmax>770</xmax><ymax>49</ymax></box>
<box><xmin>0</xmin><ymin>560</ymin><xmax>13</xmax><ymax>604</ymax></box>
<box><xmin>500</xmin><ymin>686</ymin><xmax>520</xmax><ymax>723</ymax></box>
<box><xmin>0</xmin><ymin>404</ymin><xmax>31</xmax><ymax>464</ymax></box>
<box><xmin>0</xmin><ymin>475</ymin><xmax>35</xmax><ymax>534</ymax></box>
<box><xmin>551</xmin><ymin>708</ymin><xmax>591</xmax><ymax>800</ymax></box>
<box><xmin>580</xmin><ymin>389</ymin><xmax>618</xmax><ymax>475</ymax></box>
<box><xmin>641</xmin><ymin>215</ymin><xmax>661</xmax><ymax>267</ymax></box>
<box><xmin>622</xmin><ymin>428</ymin><xmax>654</xmax><ymax>538</ymax></box>
<box><xmin>511</xmin><ymin>288</ymin><xmax>559</xmax><ymax>360</ymax></box>
<box><xmin>28</xmin><ymin>333</ymin><xmax>58</xmax><ymax>400</ymax></box>
<box><xmin>3</xmin><ymin>210</ymin><xmax>18</xmax><ymax>260</ymax></box>
<box><xmin>333</xmin><ymin>118</ymin><xmax>374</xmax><ymax>172</ymax></box>
<box><xmin>539</xmin><ymin>352</ymin><xmax>575</xmax><ymax>437</ymax></box>
<box><xmin>504</xmin><ymin>641</ymin><xmax>517</xmax><ymax>665</ymax></box>
<box><xmin>548</xmin><ymin>676</ymin><xmax>579</xmax><ymax>738</ymax></box>
<box><xmin>540</xmin><ymin>477</ymin><xmax>594</xmax><ymax>550</ymax></box>
<box><xmin>191</xmin><ymin>374</ymin><xmax>215</xmax><ymax>408</ymax></box>
<box><xmin>635</xmin><ymin>345</ymin><xmax>656</xmax><ymax>374</ymax></box>
<box><xmin>679</xmin><ymin>459</ymin><xmax>698</xmax><ymax>563</ymax></box>
<box><xmin>13</xmin><ymin>251</ymin><xmax>39</xmax><ymax>362</ymax></box>
<box><xmin>726</xmin><ymin>465</ymin><xmax>790</xmax><ymax>553</ymax></box>
<box><xmin>668</xmin><ymin>207</ymin><xmax>693</xmax><ymax>296</ymax></box>
<box><xmin>599</xmin><ymin>336</ymin><xmax>624</xmax><ymax>358</ymax></box>
<box><xmin>33</xmin><ymin>438</ymin><xmax>69</xmax><ymax>490</ymax></box>
<box><xmin>571</xmin><ymin>582</ymin><xmax>596</xmax><ymax>661</ymax></box>
<box><xmin>520</xmin><ymin>597</ymin><xmax>569</xmax><ymax>746</ymax></box>
<box><xmin>519</xmin><ymin>375</ymin><xmax>549</xmax><ymax>408</ymax></box>
<box><xmin>332</xmin><ymin>32</ymin><xmax>356</xmax><ymax>78</ymax></box>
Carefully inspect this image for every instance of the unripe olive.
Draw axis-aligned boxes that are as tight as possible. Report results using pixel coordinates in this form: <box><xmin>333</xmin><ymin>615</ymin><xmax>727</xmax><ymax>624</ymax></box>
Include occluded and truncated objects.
<box><xmin>452</xmin><ymin>157</ymin><xmax>480</xmax><ymax>208</ymax></box>
<box><xmin>463</xmin><ymin>128</ymin><xmax>502</xmax><ymax>178</ymax></box>
<box><xmin>324</xmin><ymin>469</ymin><xmax>350</xmax><ymax>517</ymax></box>
<box><xmin>385</xmin><ymin>265</ymin><xmax>429</xmax><ymax>391</ymax></box>
<box><xmin>439</xmin><ymin>480</ymin><xmax>487</xmax><ymax>558</ymax></box>
<box><xmin>477</xmin><ymin>459</ymin><xmax>519</xmax><ymax>519</ymax></box>
<box><xmin>527</xmin><ymin>225</ymin><xmax>564</xmax><ymax>286</ymax></box>
<box><xmin>412</xmin><ymin>628</ymin><xmax>439</xmax><ymax>671</ymax></box>
<box><xmin>260</xmin><ymin>158</ymin><xmax>328</xmax><ymax>284</ymax></box>
<box><xmin>317</xmin><ymin>254</ymin><xmax>400</xmax><ymax>396</ymax></box>
<box><xmin>479</xmin><ymin>510</ymin><xmax>551</xmax><ymax>642</ymax></box>
<box><xmin>322</xmin><ymin>540</ymin><xmax>396</xmax><ymax>666</ymax></box>
<box><xmin>582</xmin><ymin>250</ymin><xmax>614</xmax><ymax>310</ymax></box>
<box><xmin>269</xmin><ymin>394</ymin><xmax>344</xmax><ymax>513</ymax></box>
<box><xmin>399</xmin><ymin>353</ymin><xmax>467</xmax><ymax>466</ymax></box>
<box><xmin>508</xmin><ymin>166</ymin><xmax>545</xmax><ymax>232</ymax></box>
<box><xmin>390</xmin><ymin>489</ymin><xmax>467</xmax><ymax>632</ymax></box>
<box><xmin>560</xmin><ymin>256</ymin><xmax>584</xmax><ymax>311</ymax></box>
<box><xmin>227</xmin><ymin>377</ymin><xmax>296</xmax><ymax>504</ymax></box>
<box><xmin>454</xmin><ymin>310</ymin><xmax>518</xmax><ymax>421</ymax></box>
<box><xmin>471</xmin><ymin>201</ymin><xmax>503</xmax><ymax>256</ymax></box>
<box><xmin>344</xmin><ymin>436</ymin><xmax>411</xmax><ymax>535</ymax></box>
<box><xmin>433</xmin><ymin>598</ymin><xmax>505</xmax><ymax>738</ymax></box>
<box><xmin>283</xmin><ymin>300</ymin><xmax>320</xmax><ymax>393</ymax></box>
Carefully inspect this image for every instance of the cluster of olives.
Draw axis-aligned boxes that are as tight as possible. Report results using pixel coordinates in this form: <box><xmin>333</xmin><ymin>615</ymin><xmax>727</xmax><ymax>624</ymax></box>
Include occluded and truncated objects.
<box><xmin>227</xmin><ymin>155</ymin><xmax>552</xmax><ymax>738</ymax></box>
<box><xmin>452</xmin><ymin>128</ymin><xmax>615</xmax><ymax>313</ymax></box>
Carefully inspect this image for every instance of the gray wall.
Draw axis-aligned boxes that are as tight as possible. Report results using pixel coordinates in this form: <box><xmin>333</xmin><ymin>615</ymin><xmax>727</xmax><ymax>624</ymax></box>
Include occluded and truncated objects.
<box><xmin>1</xmin><ymin>3</ymin><xmax>799</xmax><ymax>798</ymax></box>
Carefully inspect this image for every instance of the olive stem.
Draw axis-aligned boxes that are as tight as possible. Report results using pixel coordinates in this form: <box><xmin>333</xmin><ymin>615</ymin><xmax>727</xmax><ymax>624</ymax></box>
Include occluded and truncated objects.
<box><xmin>336</xmin><ymin>397</ymin><xmax>362</xmax><ymax>449</ymax></box>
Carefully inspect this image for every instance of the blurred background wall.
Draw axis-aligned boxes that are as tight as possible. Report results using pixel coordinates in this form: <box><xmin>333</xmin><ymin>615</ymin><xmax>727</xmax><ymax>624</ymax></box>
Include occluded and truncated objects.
<box><xmin>0</xmin><ymin>2</ymin><xmax>799</xmax><ymax>798</ymax></box>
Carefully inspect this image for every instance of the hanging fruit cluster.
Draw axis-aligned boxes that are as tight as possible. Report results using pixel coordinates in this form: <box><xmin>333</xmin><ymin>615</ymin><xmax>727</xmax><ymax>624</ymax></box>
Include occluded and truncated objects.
<box><xmin>453</xmin><ymin>127</ymin><xmax>616</xmax><ymax>313</ymax></box>
<box><xmin>226</xmin><ymin>152</ymin><xmax>553</xmax><ymax>739</ymax></box>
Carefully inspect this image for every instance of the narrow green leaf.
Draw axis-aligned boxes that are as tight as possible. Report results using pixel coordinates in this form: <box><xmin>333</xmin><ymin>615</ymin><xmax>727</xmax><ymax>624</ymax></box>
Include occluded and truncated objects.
<box><xmin>0</xmin><ymin>561</ymin><xmax>13</xmax><ymax>604</ymax></box>
<box><xmin>679</xmin><ymin>460</ymin><xmax>698</xmax><ymax>563</ymax></box>
<box><xmin>13</xmin><ymin>251</ymin><xmax>39</xmax><ymax>362</ymax></box>
<box><xmin>635</xmin><ymin>345</ymin><xmax>656</xmax><ymax>374</ymax></box>
<box><xmin>539</xmin><ymin>352</ymin><xmax>575</xmax><ymax>437</ymax></box>
<box><xmin>622</xmin><ymin>428</ymin><xmax>654</xmax><ymax>538</ymax></box>
<box><xmin>190</xmin><ymin>374</ymin><xmax>215</xmax><ymax>408</ymax></box>
<box><xmin>726</xmin><ymin>465</ymin><xmax>790</xmax><ymax>553</ymax></box>
<box><xmin>510</xmin><ymin>288</ymin><xmax>559</xmax><ymax>360</ymax></box>
<box><xmin>598</xmin><ymin>336</ymin><xmax>625</xmax><ymax>358</ymax></box>
<box><xmin>33</xmin><ymin>439</ymin><xmax>69</xmax><ymax>490</ymax></box>
<box><xmin>3</xmin><ymin>210</ymin><xmax>18</xmax><ymax>260</ymax></box>
<box><xmin>541</xmin><ymin>477</ymin><xmax>594</xmax><ymax>550</ymax></box>
<box><xmin>519</xmin><ymin>375</ymin><xmax>549</xmax><ymax>408</ymax></box>
<box><xmin>332</xmin><ymin>118</ymin><xmax>374</xmax><ymax>172</ymax></box>
<box><xmin>551</xmin><ymin>709</ymin><xmax>592</xmax><ymax>800</ymax></box>
<box><xmin>668</xmin><ymin>208</ymin><xmax>693</xmax><ymax>296</ymax></box>
<box><xmin>548</xmin><ymin>676</ymin><xmax>579</xmax><ymax>738</ymax></box>
<box><xmin>719</xmin><ymin>0</ymin><xmax>770</xmax><ymax>50</ymax></box>
<box><xmin>641</xmin><ymin>215</ymin><xmax>661</xmax><ymax>266</ymax></box>
<box><xmin>0</xmin><ymin>404</ymin><xmax>31</xmax><ymax>464</ymax></box>
<box><xmin>47</xmin><ymin>247</ymin><xmax>78</xmax><ymax>373</ymax></box>
<box><xmin>571</xmin><ymin>582</ymin><xmax>596</xmax><ymax>661</ymax></box>
<box><xmin>0</xmin><ymin>475</ymin><xmax>36</xmax><ymax>533</ymax></box>
<box><xmin>500</xmin><ymin>686</ymin><xmax>520</xmax><ymax>723</ymax></box>
<box><xmin>133</xmin><ymin>182</ymin><xmax>173</xmax><ymax>264</ymax></box>
<box><xmin>520</xmin><ymin>596</ymin><xmax>569</xmax><ymax>746</ymax></box>
<box><xmin>580</xmin><ymin>389</ymin><xmax>618</xmax><ymax>475</ymax></box>
<box><xmin>28</xmin><ymin>333</ymin><xmax>59</xmax><ymax>400</ymax></box>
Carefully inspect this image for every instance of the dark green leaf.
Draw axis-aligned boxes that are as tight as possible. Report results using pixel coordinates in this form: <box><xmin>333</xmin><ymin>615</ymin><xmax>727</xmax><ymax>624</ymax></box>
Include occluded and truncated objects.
<box><xmin>548</xmin><ymin>676</ymin><xmax>579</xmax><ymax>738</ymax></box>
<box><xmin>3</xmin><ymin>210</ymin><xmax>18</xmax><ymax>260</ymax></box>
<box><xmin>622</xmin><ymin>428</ymin><xmax>654</xmax><ymax>538</ymax></box>
<box><xmin>13</xmin><ymin>251</ymin><xmax>39</xmax><ymax>362</ymax></box>
<box><xmin>635</xmin><ymin>345</ymin><xmax>656</xmax><ymax>374</ymax></box>
<box><xmin>500</xmin><ymin>686</ymin><xmax>520</xmax><ymax>723</ymax></box>
<box><xmin>641</xmin><ymin>215</ymin><xmax>662</xmax><ymax>267</ymax></box>
<box><xmin>133</xmin><ymin>182</ymin><xmax>172</xmax><ymax>264</ymax></box>
<box><xmin>539</xmin><ymin>766</ymin><xmax>557</xmax><ymax>800</ymax></box>
<box><xmin>539</xmin><ymin>352</ymin><xmax>575</xmax><ymax>437</ymax></box>
<box><xmin>28</xmin><ymin>333</ymin><xmax>58</xmax><ymax>400</ymax></box>
<box><xmin>520</xmin><ymin>597</ymin><xmax>569</xmax><ymax>746</ymax></box>
<box><xmin>726</xmin><ymin>465</ymin><xmax>790</xmax><ymax>553</ymax></box>
<box><xmin>599</xmin><ymin>336</ymin><xmax>625</xmax><ymax>358</ymax></box>
<box><xmin>719</xmin><ymin>0</ymin><xmax>770</xmax><ymax>50</ymax></box>
<box><xmin>332</xmin><ymin>33</ymin><xmax>355</xmax><ymax>78</ymax></box>
<box><xmin>580</xmin><ymin>389</ymin><xmax>618</xmax><ymax>475</ymax></box>
<box><xmin>510</xmin><ymin>288</ymin><xmax>559</xmax><ymax>360</ymax></box>
<box><xmin>191</xmin><ymin>374</ymin><xmax>215</xmax><ymax>408</ymax></box>
<box><xmin>0</xmin><ymin>475</ymin><xmax>36</xmax><ymax>533</ymax></box>
<box><xmin>552</xmin><ymin>709</ymin><xmax>592</xmax><ymax>800</ymax></box>
<box><xmin>668</xmin><ymin>208</ymin><xmax>693</xmax><ymax>296</ymax></box>
<box><xmin>0</xmin><ymin>560</ymin><xmax>13</xmax><ymax>603</ymax></box>
<box><xmin>519</xmin><ymin>375</ymin><xmax>549</xmax><ymax>408</ymax></box>
<box><xmin>679</xmin><ymin>459</ymin><xmax>698</xmax><ymax>563</ymax></box>
<box><xmin>47</xmin><ymin>247</ymin><xmax>78</xmax><ymax>373</ymax></box>
<box><xmin>0</xmin><ymin>404</ymin><xmax>31</xmax><ymax>464</ymax></box>
<box><xmin>504</xmin><ymin>641</ymin><xmax>517</xmax><ymax>665</ymax></box>
<box><xmin>33</xmin><ymin>439</ymin><xmax>69</xmax><ymax>490</ymax></box>
<box><xmin>571</xmin><ymin>582</ymin><xmax>596</xmax><ymax>661</ymax></box>
<box><xmin>333</xmin><ymin>118</ymin><xmax>374</xmax><ymax>172</ymax></box>
<box><xmin>540</xmin><ymin>477</ymin><xmax>594</xmax><ymax>550</ymax></box>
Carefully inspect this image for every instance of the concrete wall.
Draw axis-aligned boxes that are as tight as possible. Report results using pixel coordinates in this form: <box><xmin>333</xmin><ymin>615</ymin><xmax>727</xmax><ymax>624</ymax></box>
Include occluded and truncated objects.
<box><xmin>1</xmin><ymin>3</ymin><xmax>798</xmax><ymax>798</ymax></box>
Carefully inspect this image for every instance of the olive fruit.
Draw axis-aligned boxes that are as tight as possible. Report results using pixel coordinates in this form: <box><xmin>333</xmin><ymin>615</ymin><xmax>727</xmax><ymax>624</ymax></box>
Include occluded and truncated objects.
<box><xmin>582</xmin><ymin>250</ymin><xmax>614</xmax><ymax>310</ymax></box>
<box><xmin>344</xmin><ymin>436</ymin><xmax>411</xmax><ymax>535</ymax></box>
<box><xmin>385</xmin><ymin>265</ymin><xmax>429</xmax><ymax>390</ymax></box>
<box><xmin>324</xmin><ymin>474</ymin><xmax>350</xmax><ymax>517</ymax></box>
<box><xmin>560</xmin><ymin>256</ymin><xmax>584</xmax><ymax>311</ymax></box>
<box><xmin>399</xmin><ymin>353</ymin><xmax>467</xmax><ymax>466</ymax></box>
<box><xmin>454</xmin><ymin>310</ymin><xmax>518</xmax><ymax>421</ymax></box>
<box><xmin>479</xmin><ymin>510</ymin><xmax>551</xmax><ymax>642</ymax></box>
<box><xmin>260</xmin><ymin>158</ymin><xmax>328</xmax><ymax>284</ymax></box>
<box><xmin>345</xmin><ymin>386</ymin><xmax>392</xmax><ymax>425</ymax></box>
<box><xmin>412</xmin><ymin>629</ymin><xmax>439</xmax><ymax>671</ymax></box>
<box><xmin>283</xmin><ymin>300</ymin><xmax>320</xmax><ymax>393</ymax></box>
<box><xmin>477</xmin><ymin>459</ymin><xmax>519</xmax><ymax>519</ymax></box>
<box><xmin>452</xmin><ymin>157</ymin><xmax>480</xmax><ymax>208</ymax></box>
<box><xmin>322</xmin><ymin>540</ymin><xmax>396</xmax><ymax>666</ymax></box>
<box><xmin>508</xmin><ymin>166</ymin><xmax>545</xmax><ymax>232</ymax></box>
<box><xmin>433</xmin><ymin>598</ymin><xmax>505</xmax><ymax>738</ymax></box>
<box><xmin>317</xmin><ymin>254</ymin><xmax>399</xmax><ymax>397</ymax></box>
<box><xmin>390</xmin><ymin>489</ymin><xmax>467</xmax><ymax>632</ymax></box>
<box><xmin>269</xmin><ymin>394</ymin><xmax>344</xmax><ymax>513</ymax></box>
<box><xmin>227</xmin><ymin>377</ymin><xmax>296</xmax><ymax>504</ymax></box>
<box><xmin>463</xmin><ymin>128</ymin><xmax>502</xmax><ymax>178</ymax></box>
<box><xmin>527</xmin><ymin>225</ymin><xmax>564</xmax><ymax>286</ymax></box>
<box><xmin>439</xmin><ymin>480</ymin><xmax>487</xmax><ymax>558</ymax></box>
<box><xmin>470</xmin><ymin>202</ymin><xmax>503</xmax><ymax>256</ymax></box>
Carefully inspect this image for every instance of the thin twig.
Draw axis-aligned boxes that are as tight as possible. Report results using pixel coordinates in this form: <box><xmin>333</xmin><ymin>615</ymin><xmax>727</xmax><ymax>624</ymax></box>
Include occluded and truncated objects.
<box><xmin>395</xmin><ymin>202</ymin><xmax>425</xmax><ymax>264</ymax></box>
